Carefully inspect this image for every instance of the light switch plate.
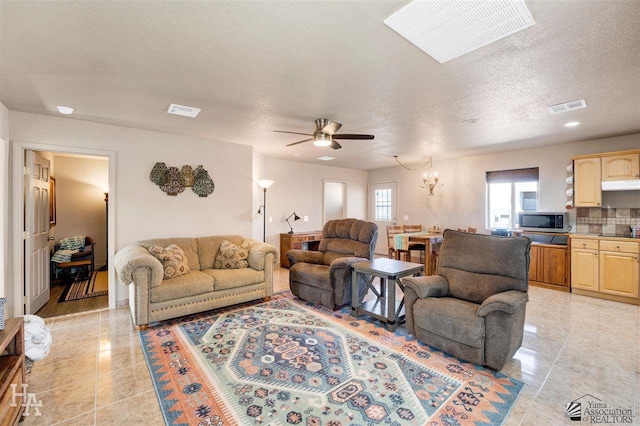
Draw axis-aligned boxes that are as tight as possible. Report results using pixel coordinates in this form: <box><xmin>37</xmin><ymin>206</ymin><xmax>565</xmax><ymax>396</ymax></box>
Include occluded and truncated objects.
<box><xmin>404</xmin><ymin>215</ymin><xmax>409</xmax><ymax>221</ymax></box>
<box><xmin>303</xmin><ymin>216</ymin><xmax>309</xmax><ymax>222</ymax></box>
<box><xmin>268</xmin><ymin>217</ymin><xmax>272</xmax><ymax>223</ymax></box>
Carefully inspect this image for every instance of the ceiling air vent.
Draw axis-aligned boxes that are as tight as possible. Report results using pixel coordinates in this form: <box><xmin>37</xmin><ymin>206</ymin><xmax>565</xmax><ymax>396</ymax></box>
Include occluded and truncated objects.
<box><xmin>384</xmin><ymin>0</ymin><xmax>535</xmax><ymax>64</ymax></box>
<box><xmin>167</xmin><ymin>103</ymin><xmax>201</xmax><ymax>118</ymax></box>
<box><xmin>547</xmin><ymin>99</ymin><xmax>588</xmax><ymax>115</ymax></box>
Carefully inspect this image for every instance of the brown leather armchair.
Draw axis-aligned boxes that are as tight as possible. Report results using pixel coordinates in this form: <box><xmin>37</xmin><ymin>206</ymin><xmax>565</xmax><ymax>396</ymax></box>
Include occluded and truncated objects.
<box><xmin>287</xmin><ymin>219</ymin><xmax>378</xmax><ymax>310</ymax></box>
<box><xmin>403</xmin><ymin>230</ymin><xmax>531</xmax><ymax>370</ymax></box>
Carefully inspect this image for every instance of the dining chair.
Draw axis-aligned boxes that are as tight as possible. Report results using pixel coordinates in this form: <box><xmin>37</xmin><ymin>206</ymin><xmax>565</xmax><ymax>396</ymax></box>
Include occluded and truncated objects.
<box><xmin>404</xmin><ymin>224</ymin><xmax>426</xmax><ymax>263</ymax></box>
<box><xmin>386</xmin><ymin>225</ymin><xmax>410</xmax><ymax>261</ymax></box>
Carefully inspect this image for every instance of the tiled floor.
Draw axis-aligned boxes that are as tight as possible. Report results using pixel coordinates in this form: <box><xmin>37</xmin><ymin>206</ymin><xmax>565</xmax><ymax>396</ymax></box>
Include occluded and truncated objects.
<box><xmin>25</xmin><ymin>268</ymin><xmax>639</xmax><ymax>425</ymax></box>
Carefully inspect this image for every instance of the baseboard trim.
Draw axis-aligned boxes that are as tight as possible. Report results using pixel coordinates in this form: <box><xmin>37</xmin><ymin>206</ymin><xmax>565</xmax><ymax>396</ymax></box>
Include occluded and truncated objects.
<box><xmin>571</xmin><ymin>288</ymin><xmax>639</xmax><ymax>305</ymax></box>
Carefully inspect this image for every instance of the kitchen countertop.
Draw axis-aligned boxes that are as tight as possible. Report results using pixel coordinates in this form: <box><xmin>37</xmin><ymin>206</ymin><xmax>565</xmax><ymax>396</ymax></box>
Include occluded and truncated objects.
<box><xmin>570</xmin><ymin>233</ymin><xmax>640</xmax><ymax>242</ymax></box>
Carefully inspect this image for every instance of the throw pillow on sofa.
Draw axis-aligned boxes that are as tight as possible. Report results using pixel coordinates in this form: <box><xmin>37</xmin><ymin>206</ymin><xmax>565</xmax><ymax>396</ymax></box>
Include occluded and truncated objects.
<box><xmin>148</xmin><ymin>244</ymin><xmax>191</xmax><ymax>279</ymax></box>
<box><xmin>214</xmin><ymin>240</ymin><xmax>250</xmax><ymax>269</ymax></box>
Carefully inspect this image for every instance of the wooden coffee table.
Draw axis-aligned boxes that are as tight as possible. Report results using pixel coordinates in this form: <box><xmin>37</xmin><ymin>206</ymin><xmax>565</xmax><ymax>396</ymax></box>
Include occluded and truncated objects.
<box><xmin>350</xmin><ymin>258</ymin><xmax>424</xmax><ymax>331</ymax></box>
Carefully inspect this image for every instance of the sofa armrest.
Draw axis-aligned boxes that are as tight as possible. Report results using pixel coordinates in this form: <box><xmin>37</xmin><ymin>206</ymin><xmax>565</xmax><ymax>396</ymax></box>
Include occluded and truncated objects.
<box><xmin>403</xmin><ymin>275</ymin><xmax>449</xmax><ymax>299</ymax></box>
<box><xmin>114</xmin><ymin>245</ymin><xmax>163</xmax><ymax>287</ymax></box>
<box><xmin>287</xmin><ymin>250</ymin><xmax>324</xmax><ymax>267</ymax></box>
<box><xmin>247</xmin><ymin>242</ymin><xmax>279</xmax><ymax>271</ymax></box>
<box><xmin>477</xmin><ymin>290</ymin><xmax>528</xmax><ymax>317</ymax></box>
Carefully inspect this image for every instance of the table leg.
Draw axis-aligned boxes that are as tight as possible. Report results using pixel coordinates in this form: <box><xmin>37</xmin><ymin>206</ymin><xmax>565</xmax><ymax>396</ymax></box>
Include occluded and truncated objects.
<box><xmin>395</xmin><ymin>279</ymin><xmax>405</xmax><ymax>320</ymax></box>
<box><xmin>351</xmin><ymin>269</ymin><xmax>359</xmax><ymax>318</ymax></box>
<box><xmin>387</xmin><ymin>276</ymin><xmax>395</xmax><ymax>331</ymax></box>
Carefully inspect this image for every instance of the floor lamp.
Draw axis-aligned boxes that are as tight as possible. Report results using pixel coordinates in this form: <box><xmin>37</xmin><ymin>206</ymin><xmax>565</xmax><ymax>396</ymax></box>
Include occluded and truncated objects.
<box><xmin>257</xmin><ymin>180</ymin><xmax>274</xmax><ymax>242</ymax></box>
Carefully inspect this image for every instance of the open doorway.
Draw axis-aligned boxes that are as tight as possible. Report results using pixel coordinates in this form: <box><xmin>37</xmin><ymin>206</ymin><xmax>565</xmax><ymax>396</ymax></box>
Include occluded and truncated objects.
<box><xmin>12</xmin><ymin>142</ymin><xmax>116</xmax><ymax>318</ymax></box>
<box><xmin>323</xmin><ymin>179</ymin><xmax>347</xmax><ymax>224</ymax></box>
<box><xmin>35</xmin><ymin>152</ymin><xmax>109</xmax><ymax>317</ymax></box>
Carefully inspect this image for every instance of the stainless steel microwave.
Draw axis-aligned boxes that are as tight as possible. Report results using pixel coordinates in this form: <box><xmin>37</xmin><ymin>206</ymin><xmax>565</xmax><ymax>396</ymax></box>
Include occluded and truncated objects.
<box><xmin>517</xmin><ymin>212</ymin><xmax>569</xmax><ymax>232</ymax></box>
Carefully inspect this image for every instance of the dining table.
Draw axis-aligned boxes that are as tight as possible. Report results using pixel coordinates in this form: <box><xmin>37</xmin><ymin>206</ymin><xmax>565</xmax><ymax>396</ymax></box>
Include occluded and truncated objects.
<box><xmin>393</xmin><ymin>232</ymin><xmax>444</xmax><ymax>276</ymax></box>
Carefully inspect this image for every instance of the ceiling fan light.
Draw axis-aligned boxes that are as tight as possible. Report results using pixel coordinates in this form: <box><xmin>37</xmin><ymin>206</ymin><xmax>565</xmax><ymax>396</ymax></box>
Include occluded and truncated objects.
<box><xmin>313</xmin><ymin>134</ymin><xmax>332</xmax><ymax>147</ymax></box>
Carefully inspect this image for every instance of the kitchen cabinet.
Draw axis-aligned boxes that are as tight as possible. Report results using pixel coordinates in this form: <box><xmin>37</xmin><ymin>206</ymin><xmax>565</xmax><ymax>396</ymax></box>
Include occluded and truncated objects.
<box><xmin>542</xmin><ymin>245</ymin><xmax>568</xmax><ymax>286</ymax></box>
<box><xmin>601</xmin><ymin>153</ymin><xmax>640</xmax><ymax>181</ymax></box>
<box><xmin>528</xmin><ymin>243</ymin><xmax>568</xmax><ymax>290</ymax></box>
<box><xmin>529</xmin><ymin>245</ymin><xmax>540</xmax><ymax>282</ymax></box>
<box><xmin>599</xmin><ymin>240</ymin><xmax>639</xmax><ymax>298</ymax></box>
<box><xmin>570</xmin><ymin>236</ymin><xmax>640</xmax><ymax>305</ymax></box>
<box><xmin>571</xmin><ymin>238</ymin><xmax>598</xmax><ymax>291</ymax></box>
<box><xmin>574</xmin><ymin>157</ymin><xmax>601</xmax><ymax>207</ymax></box>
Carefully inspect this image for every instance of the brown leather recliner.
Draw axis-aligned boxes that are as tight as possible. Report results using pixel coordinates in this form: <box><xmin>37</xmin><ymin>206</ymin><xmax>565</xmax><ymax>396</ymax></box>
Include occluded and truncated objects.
<box><xmin>287</xmin><ymin>218</ymin><xmax>378</xmax><ymax>310</ymax></box>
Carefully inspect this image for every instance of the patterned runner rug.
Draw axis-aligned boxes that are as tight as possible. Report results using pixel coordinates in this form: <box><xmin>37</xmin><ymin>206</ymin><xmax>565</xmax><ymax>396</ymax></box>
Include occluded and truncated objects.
<box><xmin>139</xmin><ymin>294</ymin><xmax>523</xmax><ymax>425</ymax></box>
<box><xmin>58</xmin><ymin>271</ymin><xmax>108</xmax><ymax>302</ymax></box>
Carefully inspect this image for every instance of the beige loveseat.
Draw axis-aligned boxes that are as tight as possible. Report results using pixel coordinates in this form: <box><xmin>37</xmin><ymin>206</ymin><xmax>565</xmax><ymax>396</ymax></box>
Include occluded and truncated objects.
<box><xmin>114</xmin><ymin>235</ymin><xmax>278</xmax><ymax>328</ymax></box>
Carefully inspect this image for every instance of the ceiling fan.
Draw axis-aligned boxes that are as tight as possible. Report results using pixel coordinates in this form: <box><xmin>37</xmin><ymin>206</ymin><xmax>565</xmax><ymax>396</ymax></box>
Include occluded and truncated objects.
<box><xmin>274</xmin><ymin>118</ymin><xmax>374</xmax><ymax>150</ymax></box>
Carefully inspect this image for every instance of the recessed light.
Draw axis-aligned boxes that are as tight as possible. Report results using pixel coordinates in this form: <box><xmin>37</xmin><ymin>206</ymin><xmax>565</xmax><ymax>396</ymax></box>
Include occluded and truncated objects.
<box><xmin>293</xmin><ymin>153</ymin><xmax>300</xmax><ymax>157</ymax></box>
<box><xmin>317</xmin><ymin>156</ymin><xmax>335</xmax><ymax>161</ymax></box>
<box><xmin>564</xmin><ymin>121</ymin><xmax>581</xmax><ymax>127</ymax></box>
<box><xmin>462</xmin><ymin>119</ymin><xmax>478</xmax><ymax>125</ymax></box>
<box><xmin>56</xmin><ymin>106</ymin><xmax>74</xmax><ymax>115</ymax></box>
<box><xmin>167</xmin><ymin>103</ymin><xmax>201</xmax><ymax>118</ymax></box>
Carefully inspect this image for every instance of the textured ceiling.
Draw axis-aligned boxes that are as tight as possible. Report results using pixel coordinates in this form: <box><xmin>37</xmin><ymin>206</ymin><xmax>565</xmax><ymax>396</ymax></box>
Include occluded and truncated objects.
<box><xmin>1</xmin><ymin>1</ymin><xmax>639</xmax><ymax>170</ymax></box>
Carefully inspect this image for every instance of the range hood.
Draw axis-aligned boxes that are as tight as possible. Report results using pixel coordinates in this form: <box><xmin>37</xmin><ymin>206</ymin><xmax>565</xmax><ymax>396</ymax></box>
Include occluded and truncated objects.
<box><xmin>602</xmin><ymin>180</ymin><xmax>640</xmax><ymax>191</ymax></box>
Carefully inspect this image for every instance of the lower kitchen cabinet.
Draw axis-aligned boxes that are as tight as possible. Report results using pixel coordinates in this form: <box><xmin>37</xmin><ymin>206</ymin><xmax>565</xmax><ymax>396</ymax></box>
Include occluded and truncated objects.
<box><xmin>529</xmin><ymin>243</ymin><xmax>568</xmax><ymax>290</ymax></box>
<box><xmin>571</xmin><ymin>246</ymin><xmax>599</xmax><ymax>291</ymax></box>
<box><xmin>570</xmin><ymin>236</ymin><xmax>640</xmax><ymax>305</ymax></box>
<box><xmin>600</xmin><ymin>251</ymin><xmax>639</xmax><ymax>298</ymax></box>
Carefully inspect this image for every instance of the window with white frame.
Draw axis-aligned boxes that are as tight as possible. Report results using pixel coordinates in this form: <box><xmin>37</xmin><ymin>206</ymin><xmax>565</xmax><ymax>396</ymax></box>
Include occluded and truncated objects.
<box><xmin>486</xmin><ymin>168</ymin><xmax>539</xmax><ymax>229</ymax></box>
<box><xmin>374</xmin><ymin>189</ymin><xmax>392</xmax><ymax>221</ymax></box>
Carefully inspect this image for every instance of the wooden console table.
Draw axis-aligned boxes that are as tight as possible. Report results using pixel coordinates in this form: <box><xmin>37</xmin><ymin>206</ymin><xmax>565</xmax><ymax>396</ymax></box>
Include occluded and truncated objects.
<box><xmin>280</xmin><ymin>231</ymin><xmax>323</xmax><ymax>268</ymax></box>
<box><xmin>0</xmin><ymin>318</ymin><xmax>26</xmax><ymax>425</ymax></box>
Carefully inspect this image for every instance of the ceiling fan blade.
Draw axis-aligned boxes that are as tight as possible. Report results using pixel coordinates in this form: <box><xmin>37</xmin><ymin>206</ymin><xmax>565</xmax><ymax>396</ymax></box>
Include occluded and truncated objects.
<box><xmin>332</xmin><ymin>134</ymin><xmax>375</xmax><ymax>140</ymax></box>
<box><xmin>322</xmin><ymin>121</ymin><xmax>342</xmax><ymax>135</ymax></box>
<box><xmin>274</xmin><ymin>130</ymin><xmax>314</xmax><ymax>136</ymax></box>
<box><xmin>330</xmin><ymin>140</ymin><xmax>342</xmax><ymax>150</ymax></box>
<box><xmin>286</xmin><ymin>138</ymin><xmax>314</xmax><ymax>146</ymax></box>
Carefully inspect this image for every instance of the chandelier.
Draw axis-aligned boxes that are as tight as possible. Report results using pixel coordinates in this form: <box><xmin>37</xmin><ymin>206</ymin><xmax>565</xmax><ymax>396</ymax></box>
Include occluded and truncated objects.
<box><xmin>420</xmin><ymin>157</ymin><xmax>441</xmax><ymax>196</ymax></box>
<box><xmin>392</xmin><ymin>155</ymin><xmax>442</xmax><ymax>195</ymax></box>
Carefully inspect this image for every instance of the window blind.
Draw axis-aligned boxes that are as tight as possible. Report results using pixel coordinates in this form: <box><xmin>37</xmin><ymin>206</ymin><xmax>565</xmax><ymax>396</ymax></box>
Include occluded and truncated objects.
<box><xmin>486</xmin><ymin>167</ymin><xmax>539</xmax><ymax>184</ymax></box>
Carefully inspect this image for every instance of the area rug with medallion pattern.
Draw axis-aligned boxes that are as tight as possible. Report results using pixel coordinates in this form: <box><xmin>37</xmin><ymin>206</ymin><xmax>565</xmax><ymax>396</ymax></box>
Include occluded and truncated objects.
<box><xmin>139</xmin><ymin>294</ymin><xmax>523</xmax><ymax>425</ymax></box>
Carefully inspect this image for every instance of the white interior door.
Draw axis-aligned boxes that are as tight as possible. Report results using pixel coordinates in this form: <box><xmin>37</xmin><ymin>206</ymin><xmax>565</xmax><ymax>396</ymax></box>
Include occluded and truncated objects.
<box><xmin>25</xmin><ymin>151</ymin><xmax>51</xmax><ymax>314</ymax></box>
<box><xmin>369</xmin><ymin>182</ymin><xmax>398</xmax><ymax>255</ymax></box>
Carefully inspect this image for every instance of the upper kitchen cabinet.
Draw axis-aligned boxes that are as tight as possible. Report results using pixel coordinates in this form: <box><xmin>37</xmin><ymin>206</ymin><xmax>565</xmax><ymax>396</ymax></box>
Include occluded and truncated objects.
<box><xmin>601</xmin><ymin>153</ymin><xmax>640</xmax><ymax>181</ymax></box>
<box><xmin>574</xmin><ymin>157</ymin><xmax>602</xmax><ymax>207</ymax></box>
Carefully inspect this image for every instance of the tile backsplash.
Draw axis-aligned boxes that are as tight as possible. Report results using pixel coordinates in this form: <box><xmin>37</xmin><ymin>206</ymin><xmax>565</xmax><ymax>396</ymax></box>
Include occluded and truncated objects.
<box><xmin>576</xmin><ymin>207</ymin><xmax>640</xmax><ymax>236</ymax></box>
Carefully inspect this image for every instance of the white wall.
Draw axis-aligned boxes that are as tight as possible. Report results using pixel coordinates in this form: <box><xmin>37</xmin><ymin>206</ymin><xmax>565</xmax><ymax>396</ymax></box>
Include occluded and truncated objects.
<box><xmin>0</xmin><ymin>103</ymin><xmax>10</xmax><ymax>313</ymax></box>
<box><xmin>52</xmin><ymin>155</ymin><xmax>109</xmax><ymax>266</ymax></box>
<box><xmin>368</xmin><ymin>133</ymin><xmax>640</xmax><ymax>238</ymax></box>
<box><xmin>252</xmin><ymin>150</ymin><xmax>266</xmax><ymax>241</ymax></box>
<box><xmin>10</xmin><ymin>111</ymin><xmax>254</xmax><ymax>303</ymax></box>
<box><xmin>262</xmin><ymin>158</ymin><xmax>368</xmax><ymax>249</ymax></box>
